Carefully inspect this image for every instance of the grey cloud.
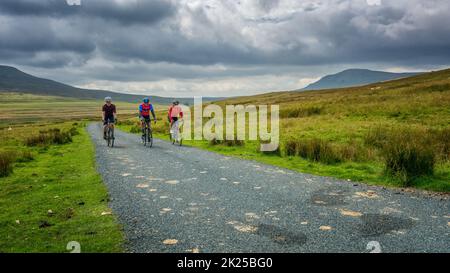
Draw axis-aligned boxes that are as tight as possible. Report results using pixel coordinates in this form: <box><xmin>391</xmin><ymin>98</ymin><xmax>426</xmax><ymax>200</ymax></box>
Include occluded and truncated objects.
<box><xmin>1</xmin><ymin>0</ymin><xmax>450</xmax><ymax>95</ymax></box>
<box><xmin>0</xmin><ymin>0</ymin><xmax>175</xmax><ymax>25</ymax></box>
<box><xmin>0</xmin><ymin>0</ymin><xmax>75</xmax><ymax>17</ymax></box>
<box><xmin>258</xmin><ymin>0</ymin><xmax>280</xmax><ymax>12</ymax></box>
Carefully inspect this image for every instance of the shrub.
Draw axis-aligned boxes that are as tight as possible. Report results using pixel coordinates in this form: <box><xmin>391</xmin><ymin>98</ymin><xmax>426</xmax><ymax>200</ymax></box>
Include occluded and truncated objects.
<box><xmin>381</xmin><ymin>129</ymin><xmax>436</xmax><ymax>186</ymax></box>
<box><xmin>130</xmin><ymin>125</ymin><xmax>142</xmax><ymax>134</ymax></box>
<box><xmin>223</xmin><ymin>139</ymin><xmax>245</xmax><ymax>147</ymax></box>
<box><xmin>285</xmin><ymin>139</ymin><xmax>342</xmax><ymax>164</ymax></box>
<box><xmin>15</xmin><ymin>150</ymin><xmax>34</xmax><ymax>163</ymax></box>
<box><xmin>209</xmin><ymin>138</ymin><xmax>244</xmax><ymax>147</ymax></box>
<box><xmin>209</xmin><ymin>138</ymin><xmax>221</xmax><ymax>146</ymax></box>
<box><xmin>153</xmin><ymin>122</ymin><xmax>170</xmax><ymax>134</ymax></box>
<box><xmin>259</xmin><ymin>140</ymin><xmax>281</xmax><ymax>155</ymax></box>
<box><xmin>26</xmin><ymin>128</ymin><xmax>73</xmax><ymax>146</ymax></box>
<box><xmin>117</xmin><ymin>120</ymin><xmax>135</xmax><ymax>126</ymax></box>
<box><xmin>433</xmin><ymin>127</ymin><xmax>450</xmax><ymax>161</ymax></box>
<box><xmin>0</xmin><ymin>151</ymin><xmax>14</xmax><ymax>177</ymax></box>
<box><xmin>280</xmin><ymin>106</ymin><xmax>323</xmax><ymax>119</ymax></box>
<box><xmin>364</xmin><ymin>126</ymin><xmax>387</xmax><ymax>149</ymax></box>
<box><xmin>422</xmin><ymin>83</ymin><xmax>450</xmax><ymax>93</ymax></box>
<box><xmin>303</xmin><ymin>139</ymin><xmax>341</xmax><ymax>164</ymax></box>
<box><xmin>69</xmin><ymin>127</ymin><xmax>79</xmax><ymax>136</ymax></box>
<box><xmin>284</xmin><ymin>140</ymin><xmax>298</xmax><ymax>156</ymax></box>
<box><xmin>338</xmin><ymin>144</ymin><xmax>360</xmax><ymax>162</ymax></box>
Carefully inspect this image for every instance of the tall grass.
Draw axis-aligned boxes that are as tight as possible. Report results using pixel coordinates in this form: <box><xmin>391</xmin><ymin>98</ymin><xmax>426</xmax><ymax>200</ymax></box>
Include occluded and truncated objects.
<box><xmin>15</xmin><ymin>150</ymin><xmax>34</xmax><ymax>163</ymax></box>
<box><xmin>25</xmin><ymin>127</ymin><xmax>76</xmax><ymax>146</ymax></box>
<box><xmin>283</xmin><ymin>138</ymin><xmax>369</xmax><ymax>164</ymax></box>
<box><xmin>280</xmin><ymin>106</ymin><xmax>323</xmax><ymax>119</ymax></box>
<box><xmin>365</xmin><ymin>127</ymin><xmax>439</xmax><ymax>186</ymax></box>
<box><xmin>364</xmin><ymin>126</ymin><xmax>387</xmax><ymax>149</ymax></box>
<box><xmin>209</xmin><ymin>138</ymin><xmax>245</xmax><ymax>147</ymax></box>
<box><xmin>433</xmin><ymin>127</ymin><xmax>450</xmax><ymax>161</ymax></box>
<box><xmin>0</xmin><ymin>151</ymin><xmax>14</xmax><ymax>177</ymax></box>
<box><xmin>129</xmin><ymin>121</ymin><xmax>169</xmax><ymax>135</ymax></box>
<box><xmin>297</xmin><ymin>139</ymin><xmax>342</xmax><ymax>164</ymax></box>
<box><xmin>283</xmin><ymin>139</ymin><xmax>341</xmax><ymax>164</ymax></box>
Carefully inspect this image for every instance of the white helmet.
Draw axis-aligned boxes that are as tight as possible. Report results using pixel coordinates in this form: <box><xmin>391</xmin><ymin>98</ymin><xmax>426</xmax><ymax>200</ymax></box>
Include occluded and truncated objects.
<box><xmin>105</xmin><ymin>96</ymin><xmax>112</xmax><ymax>102</ymax></box>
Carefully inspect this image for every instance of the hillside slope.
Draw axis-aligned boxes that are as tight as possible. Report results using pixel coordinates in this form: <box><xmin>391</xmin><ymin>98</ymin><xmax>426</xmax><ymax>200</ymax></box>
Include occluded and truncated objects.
<box><xmin>206</xmin><ymin>68</ymin><xmax>450</xmax><ymax>191</ymax></box>
<box><xmin>0</xmin><ymin>65</ymin><xmax>220</xmax><ymax>104</ymax></box>
<box><xmin>223</xmin><ymin>68</ymin><xmax>449</xmax><ymax>106</ymax></box>
<box><xmin>302</xmin><ymin>69</ymin><xmax>421</xmax><ymax>91</ymax></box>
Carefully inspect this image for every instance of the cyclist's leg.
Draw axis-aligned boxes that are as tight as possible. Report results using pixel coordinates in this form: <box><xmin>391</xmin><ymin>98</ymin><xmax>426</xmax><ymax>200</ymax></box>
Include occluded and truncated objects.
<box><xmin>103</xmin><ymin>119</ymin><xmax>109</xmax><ymax>139</ymax></box>
<box><xmin>141</xmin><ymin>118</ymin><xmax>146</xmax><ymax>137</ymax></box>
<box><xmin>147</xmin><ymin>119</ymin><xmax>152</xmax><ymax>133</ymax></box>
<box><xmin>146</xmin><ymin>119</ymin><xmax>152</xmax><ymax>140</ymax></box>
<box><xmin>110</xmin><ymin>119</ymin><xmax>115</xmax><ymax>139</ymax></box>
<box><xmin>169</xmin><ymin>118</ymin><xmax>174</xmax><ymax>138</ymax></box>
<box><xmin>173</xmin><ymin>119</ymin><xmax>179</xmax><ymax>141</ymax></box>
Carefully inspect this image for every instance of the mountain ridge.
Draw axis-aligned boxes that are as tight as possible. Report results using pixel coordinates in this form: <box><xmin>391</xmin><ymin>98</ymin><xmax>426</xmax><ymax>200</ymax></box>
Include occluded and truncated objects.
<box><xmin>0</xmin><ymin>65</ymin><xmax>220</xmax><ymax>104</ymax></box>
<box><xmin>301</xmin><ymin>69</ymin><xmax>422</xmax><ymax>91</ymax></box>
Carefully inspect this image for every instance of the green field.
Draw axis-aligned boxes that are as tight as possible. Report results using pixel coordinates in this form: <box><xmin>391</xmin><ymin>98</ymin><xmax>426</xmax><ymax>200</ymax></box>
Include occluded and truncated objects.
<box><xmin>0</xmin><ymin>122</ymin><xmax>124</xmax><ymax>252</ymax></box>
<box><xmin>0</xmin><ymin>92</ymin><xmax>159</xmax><ymax>128</ymax></box>
<box><xmin>118</xmin><ymin>69</ymin><xmax>450</xmax><ymax>192</ymax></box>
<box><xmin>0</xmin><ymin>92</ymin><xmax>168</xmax><ymax>252</ymax></box>
<box><xmin>1</xmin><ymin>68</ymin><xmax>449</xmax><ymax>253</ymax></box>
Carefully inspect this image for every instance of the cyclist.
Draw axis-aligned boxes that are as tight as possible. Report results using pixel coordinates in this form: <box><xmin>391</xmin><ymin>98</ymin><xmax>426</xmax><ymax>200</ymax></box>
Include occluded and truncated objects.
<box><xmin>168</xmin><ymin>101</ymin><xmax>183</xmax><ymax>140</ymax></box>
<box><xmin>139</xmin><ymin>97</ymin><xmax>156</xmax><ymax>139</ymax></box>
<box><xmin>102</xmin><ymin>97</ymin><xmax>117</xmax><ymax>140</ymax></box>
<box><xmin>168</xmin><ymin>100</ymin><xmax>183</xmax><ymax>125</ymax></box>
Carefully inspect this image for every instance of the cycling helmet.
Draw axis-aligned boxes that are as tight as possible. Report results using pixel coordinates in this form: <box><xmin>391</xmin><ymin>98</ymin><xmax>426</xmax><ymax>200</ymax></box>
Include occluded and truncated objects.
<box><xmin>105</xmin><ymin>97</ymin><xmax>112</xmax><ymax>102</ymax></box>
<box><xmin>143</xmin><ymin>97</ymin><xmax>150</xmax><ymax>103</ymax></box>
<box><xmin>173</xmin><ymin>100</ymin><xmax>180</xmax><ymax>105</ymax></box>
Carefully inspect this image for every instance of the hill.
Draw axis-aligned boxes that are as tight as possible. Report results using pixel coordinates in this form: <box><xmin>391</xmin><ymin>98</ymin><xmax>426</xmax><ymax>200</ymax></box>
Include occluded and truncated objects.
<box><xmin>302</xmin><ymin>69</ymin><xmax>421</xmax><ymax>91</ymax></box>
<box><xmin>192</xmin><ymin>68</ymin><xmax>450</xmax><ymax>191</ymax></box>
<box><xmin>0</xmin><ymin>65</ymin><xmax>219</xmax><ymax>104</ymax></box>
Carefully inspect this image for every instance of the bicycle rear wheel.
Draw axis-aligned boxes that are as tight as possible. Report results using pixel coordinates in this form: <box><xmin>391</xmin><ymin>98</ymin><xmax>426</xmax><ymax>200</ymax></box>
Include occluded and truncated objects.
<box><xmin>148</xmin><ymin>128</ymin><xmax>153</xmax><ymax>148</ymax></box>
<box><xmin>107</xmin><ymin>127</ymin><xmax>114</xmax><ymax>147</ymax></box>
<box><xmin>110</xmin><ymin>127</ymin><xmax>115</xmax><ymax>147</ymax></box>
<box><xmin>143</xmin><ymin>128</ymin><xmax>148</xmax><ymax>146</ymax></box>
<box><xmin>107</xmin><ymin>129</ymin><xmax>111</xmax><ymax>147</ymax></box>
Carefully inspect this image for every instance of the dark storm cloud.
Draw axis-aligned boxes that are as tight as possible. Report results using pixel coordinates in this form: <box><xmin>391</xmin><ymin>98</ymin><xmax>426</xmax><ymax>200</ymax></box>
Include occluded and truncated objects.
<box><xmin>0</xmin><ymin>0</ymin><xmax>76</xmax><ymax>17</ymax></box>
<box><xmin>0</xmin><ymin>0</ymin><xmax>175</xmax><ymax>67</ymax></box>
<box><xmin>1</xmin><ymin>0</ymin><xmax>450</xmax><ymax>90</ymax></box>
<box><xmin>91</xmin><ymin>0</ymin><xmax>450</xmax><ymax>67</ymax></box>
<box><xmin>0</xmin><ymin>0</ymin><xmax>175</xmax><ymax>25</ymax></box>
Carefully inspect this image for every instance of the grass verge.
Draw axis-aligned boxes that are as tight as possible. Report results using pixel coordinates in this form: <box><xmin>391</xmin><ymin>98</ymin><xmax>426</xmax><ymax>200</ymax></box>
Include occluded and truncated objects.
<box><xmin>0</xmin><ymin>123</ymin><xmax>124</xmax><ymax>253</ymax></box>
<box><xmin>117</xmin><ymin>121</ymin><xmax>450</xmax><ymax>192</ymax></box>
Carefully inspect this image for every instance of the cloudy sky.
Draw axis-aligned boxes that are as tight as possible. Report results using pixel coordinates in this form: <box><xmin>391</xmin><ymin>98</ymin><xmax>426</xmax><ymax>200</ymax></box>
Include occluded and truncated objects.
<box><xmin>1</xmin><ymin>0</ymin><xmax>450</xmax><ymax>97</ymax></box>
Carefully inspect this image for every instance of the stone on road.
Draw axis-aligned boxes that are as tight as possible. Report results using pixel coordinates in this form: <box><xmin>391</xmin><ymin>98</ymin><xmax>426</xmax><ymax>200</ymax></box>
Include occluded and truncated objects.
<box><xmin>88</xmin><ymin>123</ymin><xmax>450</xmax><ymax>253</ymax></box>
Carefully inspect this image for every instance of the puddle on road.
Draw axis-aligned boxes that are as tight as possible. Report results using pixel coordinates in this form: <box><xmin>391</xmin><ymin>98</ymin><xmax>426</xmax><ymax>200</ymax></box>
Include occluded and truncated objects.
<box><xmin>358</xmin><ymin>214</ymin><xmax>415</xmax><ymax>237</ymax></box>
<box><xmin>257</xmin><ymin>224</ymin><xmax>307</xmax><ymax>246</ymax></box>
<box><xmin>310</xmin><ymin>187</ymin><xmax>349</xmax><ymax>207</ymax></box>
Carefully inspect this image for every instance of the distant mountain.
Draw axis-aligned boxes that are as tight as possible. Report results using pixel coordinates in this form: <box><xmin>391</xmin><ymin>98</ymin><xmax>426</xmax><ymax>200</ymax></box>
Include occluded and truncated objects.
<box><xmin>302</xmin><ymin>69</ymin><xmax>422</xmax><ymax>91</ymax></box>
<box><xmin>0</xmin><ymin>65</ymin><xmax>220</xmax><ymax>104</ymax></box>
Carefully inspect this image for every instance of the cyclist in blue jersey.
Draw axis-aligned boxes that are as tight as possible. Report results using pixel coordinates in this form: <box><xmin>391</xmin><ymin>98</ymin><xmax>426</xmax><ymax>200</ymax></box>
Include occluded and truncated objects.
<box><xmin>139</xmin><ymin>98</ymin><xmax>156</xmax><ymax>139</ymax></box>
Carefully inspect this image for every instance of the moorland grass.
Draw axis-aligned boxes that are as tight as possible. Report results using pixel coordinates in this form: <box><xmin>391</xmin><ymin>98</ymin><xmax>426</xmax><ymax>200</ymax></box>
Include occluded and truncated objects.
<box><xmin>118</xmin><ymin>69</ymin><xmax>450</xmax><ymax>192</ymax></box>
<box><xmin>0</xmin><ymin>123</ymin><xmax>124</xmax><ymax>252</ymax></box>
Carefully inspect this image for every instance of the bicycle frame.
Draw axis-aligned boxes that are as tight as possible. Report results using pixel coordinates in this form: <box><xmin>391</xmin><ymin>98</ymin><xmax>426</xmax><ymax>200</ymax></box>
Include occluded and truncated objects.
<box><xmin>142</xmin><ymin>119</ymin><xmax>153</xmax><ymax>147</ymax></box>
<box><xmin>106</xmin><ymin>120</ymin><xmax>115</xmax><ymax>147</ymax></box>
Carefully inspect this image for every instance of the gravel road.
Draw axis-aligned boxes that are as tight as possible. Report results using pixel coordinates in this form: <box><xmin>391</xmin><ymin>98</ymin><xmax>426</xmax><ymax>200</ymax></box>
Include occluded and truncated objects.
<box><xmin>88</xmin><ymin>123</ymin><xmax>449</xmax><ymax>253</ymax></box>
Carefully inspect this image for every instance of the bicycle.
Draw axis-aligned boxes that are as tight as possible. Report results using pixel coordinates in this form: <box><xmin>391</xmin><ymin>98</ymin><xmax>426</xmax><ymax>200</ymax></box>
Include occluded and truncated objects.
<box><xmin>170</xmin><ymin>119</ymin><xmax>183</xmax><ymax>146</ymax></box>
<box><xmin>105</xmin><ymin>119</ymin><xmax>115</xmax><ymax>147</ymax></box>
<box><xmin>142</xmin><ymin>119</ymin><xmax>153</xmax><ymax>147</ymax></box>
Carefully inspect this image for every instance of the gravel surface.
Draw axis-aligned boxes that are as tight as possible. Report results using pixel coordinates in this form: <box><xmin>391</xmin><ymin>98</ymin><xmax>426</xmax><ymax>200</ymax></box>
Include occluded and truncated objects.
<box><xmin>88</xmin><ymin>123</ymin><xmax>450</xmax><ymax>253</ymax></box>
